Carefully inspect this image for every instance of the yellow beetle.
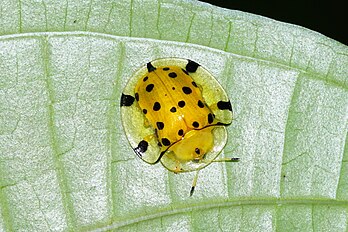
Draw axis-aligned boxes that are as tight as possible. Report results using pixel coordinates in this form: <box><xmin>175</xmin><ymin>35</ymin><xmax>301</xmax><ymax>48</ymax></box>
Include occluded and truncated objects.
<box><xmin>121</xmin><ymin>58</ymin><xmax>238</xmax><ymax>195</ymax></box>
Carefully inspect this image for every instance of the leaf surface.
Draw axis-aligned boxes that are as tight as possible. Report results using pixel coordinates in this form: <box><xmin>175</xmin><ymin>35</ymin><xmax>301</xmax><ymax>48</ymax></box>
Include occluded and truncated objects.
<box><xmin>0</xmin><ymin>0</ymin><xmax>347</xmax><ymax>231</ymax></box>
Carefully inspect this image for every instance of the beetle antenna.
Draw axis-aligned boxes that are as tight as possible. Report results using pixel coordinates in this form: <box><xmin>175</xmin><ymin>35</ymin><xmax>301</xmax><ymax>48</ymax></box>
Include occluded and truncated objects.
<box><xmin>212</xmin><ymin>157</ymin><xmax>239</xmax><ymax>162</ymax></box>
<box><xmin>190</xmin><ymin>170</ymin><xmax>200</xmax><ymax>196</ymax></box>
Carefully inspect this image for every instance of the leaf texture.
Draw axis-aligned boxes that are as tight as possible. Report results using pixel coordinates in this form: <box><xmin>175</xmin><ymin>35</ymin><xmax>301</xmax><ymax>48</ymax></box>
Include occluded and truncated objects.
<box><xmin>0</xmin><ymin>0</ymin><xmax>347</xmax><ymax>231</ymax></box>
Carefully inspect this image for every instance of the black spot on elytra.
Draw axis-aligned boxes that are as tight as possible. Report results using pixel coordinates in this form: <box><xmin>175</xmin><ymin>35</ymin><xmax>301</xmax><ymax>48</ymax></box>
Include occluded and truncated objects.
<box><xmin>161</xmin><ymin>138</ymin><xmax>170</xmax><ymax>146</ymax></box>
<box><xmin>168</xmin><ymin>72</ymin><xmax>177</xmax><ymax>78</ymax></box>
<box><xmin>195</xmin><ymin>148</ymin><xmax>200</xmax><ymax>154</ymax></box>
<box><xmin>120</xmin><ymin>93</ymin><xmax>135</xmax><ymax>106</ymax></box>
<box><xmin>163</xmin><ymin>67</ymin><xmax>170</xmax><ymax>71</ymax></box>
<box><xmin>178</xmin><ymin>129</ymin><xmax>184</xmax><ymax>136</ymax></box>
<box><xmin>178</xmin><ymin>100</ymin><xmax>185</xmax><ymax>108</ymax></box>
<box><xmin>147</xmin><ymin>62</ymin><xmax>156</xmax><ymax>72</ymax></box>
<box><xmin>170</xmin><ymin>107</ymin><xmax>177</xmax><ymax>113</ymax></box>
<box><xmin>156</xmin><ymin>122</ymin><xmax>164</xmax><ymax>130</ymax></box>
<box><xmin>146</xmin><ymin>84</ymin><xmax>154</xmax><ymax>92</ymax></box>
<box><xmin>143</xmin><ymin>76</ymin><xmax>148</xmax><ymax>82</ymax></box>
<box><xmin>135</xmin><ymin>93</ymin><xmax>139</xmax><ymax>101</ymax></box>
<box><xmin>186</xmin><ymin>60</ymin><xmax>200</xmax><ymax>73</ymax></box>
<box><xmin>192</xmin><ymin>121</ymin><xmax>199</xmax><ymax>128</ymax></box>
<box><xmin>142</xmin><ymin>109</ymin><xmax>147</xmax><ymax>114</ymax></box>
<box><xmin>208</xmin><ymin>113</ymin><xmax>214</xmax><ymax>124</ymax></box>
<box><xmin>217</xmin><ymin>100</ymin><xmax>232</xmax><ymax>111</ymax></box>
<box><xmin>172</xmin><ymin>87</ymin><xmax>175</xmax><ymax>90</ymax></box>
<box><xmin>153</xmin><ymin>102</ymin><xmax>161</xmax><ymax>111</ymax></box>
<box><xmin>182</xmin><ymin>86</ymin><xmax>192</xmax><ymax>94</ymax></box>
<box><xmin>134</xmin><ymin>140</ymin><xmax>148</xmax><ymax>157</ymax></box>
<box><xmin>197</xmin><ymin>100</ymin><xmax>204</xmax><ymax>108</ymax></box>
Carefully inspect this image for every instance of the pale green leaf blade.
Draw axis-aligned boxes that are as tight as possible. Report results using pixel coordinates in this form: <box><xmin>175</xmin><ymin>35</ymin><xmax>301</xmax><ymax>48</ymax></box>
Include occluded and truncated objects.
<box><xmin>0</xmin><ymin>0</ymin><xmax>347</xmax><ymax>231</ymax></box>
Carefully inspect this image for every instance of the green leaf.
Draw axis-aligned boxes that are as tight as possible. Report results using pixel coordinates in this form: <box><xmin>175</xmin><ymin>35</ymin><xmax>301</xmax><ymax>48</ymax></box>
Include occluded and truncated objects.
<box><xmin>0</xmin><ymin>0</ymin><xmax>347</xmax><ymax>231</ymax></box>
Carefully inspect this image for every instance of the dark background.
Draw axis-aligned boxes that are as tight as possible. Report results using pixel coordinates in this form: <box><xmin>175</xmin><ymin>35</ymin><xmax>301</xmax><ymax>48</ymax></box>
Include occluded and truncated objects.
<box><xmin>200</xmin><ymin>1</ymin><xmax>347</xmax><ymax>45</ymax></box>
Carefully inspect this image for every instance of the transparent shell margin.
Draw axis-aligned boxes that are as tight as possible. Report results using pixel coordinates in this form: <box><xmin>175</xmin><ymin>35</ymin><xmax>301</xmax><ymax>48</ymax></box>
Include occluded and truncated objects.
<box><xmin>121</xmin><ymin>57</ymin><xmax>231</xmax><ymax>166</ymax></box>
